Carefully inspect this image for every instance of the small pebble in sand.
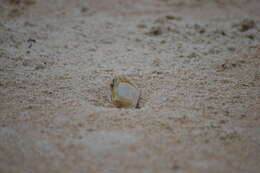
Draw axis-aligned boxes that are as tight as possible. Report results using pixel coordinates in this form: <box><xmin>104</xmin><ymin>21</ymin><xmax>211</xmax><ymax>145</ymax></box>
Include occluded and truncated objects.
<box><xmin>111</xmin><ymin>75</ymin><xmax>140</xmax><ymax>108</ymax></box>
<box><xmin>227</xmin><ymin>46</ymin><xmax>235</xmax><ymax>52</ymax></box>
<box><xmin>35</xmin><ymin>64</ymin><xmax>45</xmax><ymax>70</ymax></box>
<box><xmin>146</xmin><ymin>26</ymin><xmax>163</xmax><ymax>36</ymax></box>
<box><xmin>165</xmin><ymin>15</ymin><xmax>182</xmax><ymax>21</ymax></box>
<box><xmin>194</xmin><ymin>24</ymin><xmax>206</xmax><ymax>34</ymax></box>
<box><xmin>238</xmin><ymin>18</ymin><xmax>256</xmax><ymax>32</ymax></box>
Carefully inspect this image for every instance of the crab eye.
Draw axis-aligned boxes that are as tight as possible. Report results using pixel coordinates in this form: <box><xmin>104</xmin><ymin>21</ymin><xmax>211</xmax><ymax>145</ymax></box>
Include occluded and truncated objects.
<box><xmin>111</xmin><ymin>79</ymin><xmax>115</xmax><ymax>88</ymax></box>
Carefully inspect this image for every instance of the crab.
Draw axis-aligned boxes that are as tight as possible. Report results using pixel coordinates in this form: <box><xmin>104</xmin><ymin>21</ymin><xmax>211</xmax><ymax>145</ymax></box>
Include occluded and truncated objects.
<box><xmin>111</xmin><ymin>75</ymin><xmax>140</xmax><ymax>108</ymax></box>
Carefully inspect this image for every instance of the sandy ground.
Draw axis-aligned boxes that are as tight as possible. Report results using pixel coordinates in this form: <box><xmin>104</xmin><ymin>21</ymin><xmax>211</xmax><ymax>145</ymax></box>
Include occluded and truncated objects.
<box><xmin>0</xmin><ymin>0</ymin><xmax>260</xmax><ymax>172</ymax></box>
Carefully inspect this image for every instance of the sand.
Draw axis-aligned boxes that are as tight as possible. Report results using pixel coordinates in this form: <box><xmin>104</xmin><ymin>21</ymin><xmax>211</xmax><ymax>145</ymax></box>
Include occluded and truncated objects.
<box><xmin>0</xmin><ymin>0</ymin><xmax>260</xmax><ymax>172</ymax></box>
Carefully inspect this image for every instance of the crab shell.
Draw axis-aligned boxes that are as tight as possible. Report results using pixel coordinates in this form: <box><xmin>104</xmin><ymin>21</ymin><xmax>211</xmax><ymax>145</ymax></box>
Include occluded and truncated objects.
<box><xmin>111</xmin><ymin>76</ymin><xmax>140</xmax><ymax>108</ymax></box>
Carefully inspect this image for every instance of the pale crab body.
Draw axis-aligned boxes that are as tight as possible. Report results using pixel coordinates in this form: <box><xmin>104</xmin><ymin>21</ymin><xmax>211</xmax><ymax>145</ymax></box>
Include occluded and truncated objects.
<box><xmin>111</xmin><ymin>75</ymin><xmax>140</xmax><ymax>108</ymax></box>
